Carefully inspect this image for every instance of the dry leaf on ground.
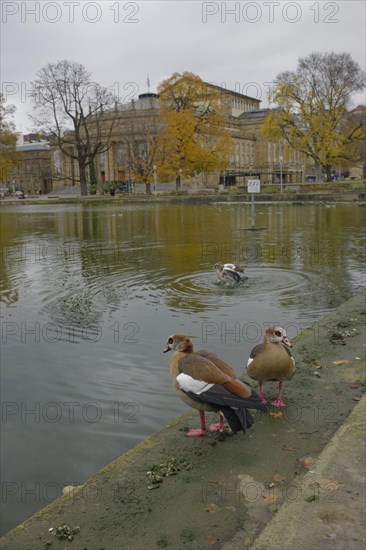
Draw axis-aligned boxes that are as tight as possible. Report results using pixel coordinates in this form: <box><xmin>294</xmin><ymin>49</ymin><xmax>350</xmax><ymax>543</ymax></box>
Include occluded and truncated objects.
<box><xmin>205</xmin><ymin>503</ymin><xmax>220</xmax><ymax>513</ymax></box>
<box><xmin>302</xmin><ymin>456</ymin><xmax>316</xmax><ymax>469</ymax></box>
<box><xmin>332</xmin><ymin>359</ymin><xmax>351</xmax><ymax>365</ymax></box>
<box><xmin>315</xmin><ymin>479</ymin><xmax>344</xmax><ymax>491</ymax></box>
<box><xmin>282</xmin><ymin>444</ymin><xmax>297</xmax><ymax>451</ymax></box>
<box><xmin>262</xmin><ymin>492</ymin><xmax>280</xmax><ymax>503</ymax></box>
<box><xmin>269</xmin><ymin>411</ymin><xmax>283</xmax><ymax>419</ymax></box>
<box><xmin>273</xmin><ymin>473</ymin><xmax>286</xmax><ymax>482</ymax></box>
<box><xmin>205</xmin><ymin>534</ymin><xmax>222</xmax><ymax>544</ymax></box>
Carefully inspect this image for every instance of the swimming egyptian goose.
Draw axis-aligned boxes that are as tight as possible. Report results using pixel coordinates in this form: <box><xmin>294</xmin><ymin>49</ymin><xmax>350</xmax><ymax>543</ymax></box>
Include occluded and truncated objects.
<box><xmin>246</xmin><ymin>326</ymin><xmax>295</xmax><ymax>407</ymax></box>
<box><xmin>163</xmin><ymin>334</ymin><xmax>266</xmax><ymax>437</ymax></box>
<box><xmin>213</xmin><ymin>263</ymin><xmax>248</xmax><ymax>284</ymax></box>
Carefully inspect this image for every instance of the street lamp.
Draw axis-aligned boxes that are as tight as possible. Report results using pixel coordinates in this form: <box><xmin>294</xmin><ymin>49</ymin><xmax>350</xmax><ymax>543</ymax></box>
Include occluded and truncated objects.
<box><xmin>153</xmin><ymin>165</ymin><xmax>157</xmax><ymax>195</ymax></box>
<box><xmin>279</xmin><ymin>156</ymin><xmax>283</xmax><ymax>193</ymax></box>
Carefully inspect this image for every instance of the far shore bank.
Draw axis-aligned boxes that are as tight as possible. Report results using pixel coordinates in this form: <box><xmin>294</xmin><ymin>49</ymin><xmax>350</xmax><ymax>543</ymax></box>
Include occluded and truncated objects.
<box><xmin>1</xmin><ymin>190</ymin><xmax>365</xmax><ymax>206</ymax></box>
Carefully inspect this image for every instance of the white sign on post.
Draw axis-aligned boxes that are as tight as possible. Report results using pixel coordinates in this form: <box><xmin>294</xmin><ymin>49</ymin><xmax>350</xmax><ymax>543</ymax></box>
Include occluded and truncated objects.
<box><xmin>247</xmin><ymin>179</ymin><xmax>261</xmax><ymax>193</ymax></box>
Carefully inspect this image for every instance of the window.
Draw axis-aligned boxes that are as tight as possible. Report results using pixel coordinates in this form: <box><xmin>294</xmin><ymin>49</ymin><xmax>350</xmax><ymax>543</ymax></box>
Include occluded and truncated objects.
<box><xmin>100</xmin><ymin>152</ymin><xmax>105</xmax><ymax>168</ymax></box>
<box><xmin>53</xmin><ymin>150</ymin><xmax>61</xmax><ymax>174</ymax></box>
<box><xmin>117</xmin><ymin>144</ymin><xmax>126</xmax><ymax>164</ymax></box>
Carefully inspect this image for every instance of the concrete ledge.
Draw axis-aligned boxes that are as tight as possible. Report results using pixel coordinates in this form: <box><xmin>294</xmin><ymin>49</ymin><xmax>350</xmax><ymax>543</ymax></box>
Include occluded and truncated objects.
<box><xmin>251</xmin><ymin>397</ymin><xmax>366</xmax><ymax>550</ymax></box>
<box><xmin>0</xmin><ymin>192</ymin><xmax>363</xmax><ymax>206</ymax></box>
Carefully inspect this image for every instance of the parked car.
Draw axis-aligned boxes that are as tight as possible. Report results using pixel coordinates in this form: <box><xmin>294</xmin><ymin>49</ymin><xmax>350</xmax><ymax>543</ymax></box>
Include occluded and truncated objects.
<box><xmin>0</xmin><ymin>186</ymin><xmax>10</xmax><ymax>198</ymax></box>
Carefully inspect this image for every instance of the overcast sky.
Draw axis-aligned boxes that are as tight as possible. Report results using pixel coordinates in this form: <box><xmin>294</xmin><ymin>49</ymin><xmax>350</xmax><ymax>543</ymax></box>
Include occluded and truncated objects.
<box><xmin>1</xmin><ymin>0</ymin><xmax>365</xmax><ymax>132</ymax></box>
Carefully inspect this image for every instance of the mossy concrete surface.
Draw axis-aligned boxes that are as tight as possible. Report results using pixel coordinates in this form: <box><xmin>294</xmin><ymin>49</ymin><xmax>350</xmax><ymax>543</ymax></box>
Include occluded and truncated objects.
<box><xmin>1</xmin><ymin>290</ymin><xmax>365</xmax><ymax>550</ymax></box>
<box><xmin>250</xmin><ymin>396</ymin><xmax>365</xmax><ymax>550</ymax></box>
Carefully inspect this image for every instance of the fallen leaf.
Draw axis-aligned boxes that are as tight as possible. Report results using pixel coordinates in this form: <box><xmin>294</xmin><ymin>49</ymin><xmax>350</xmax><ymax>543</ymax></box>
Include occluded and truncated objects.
<box><xmin>205</xmin><ymin>534</ymin><xmax>222</xmax><ymax>544</ymax></box>
<box><xmin>206</xmin><ymin>503</ymin><xmax>220</xmax><ymax>513</ymax></box>
<box><xmin>273</xmin><ymin>473</ymin><xmax>286</xmax><ymax>482</ymax></box>
<box><xmin>282</xmin><ymin>445</ymin><xmax>297</xmax><ymax>452</ymax></box>
<box><xmin>244</xmin><ymin>538</ymin><xmax>252</xmax><ymax>549</ymax></box>
<box><xmin>315</xmin><ymin>479</ymin><xmax>344</xmax><ymax>491</ymax></box>
<box><xmin>262</xmin><ymin>492</ymin><xmax>280</xmax><ymax>503</ymax></box>
<box><xmin>349</xmin><ymin>385</ymin><xmax>359</xmax><ymax>389</ymax></box>
<box><xmin>269</xmin><ymin>411</ymin><xmax>283</xmax><ymax>419</ymax></box>
<box><xmin>352</xmin><ymin>397</ymin><xmax>361</xmax><ymax>401</ymax></box>
<box><xmin>302</xmin><ymin>456</ymin><xmax>316</xmax><ymax>469</ymax></box>
<box><xmin>332</xmin><ymin>359</ymin><xmax>351</xmax><ymax>365</ymax></box>
<box><xmin>268</xmin><ymin>482</ymin><xmax>275</xmax><ymax>488</ymax></box>
<box><xmin>314</xmin><ymin>365</ymin><xmax>323</xmax><ymax>369</ymax></box>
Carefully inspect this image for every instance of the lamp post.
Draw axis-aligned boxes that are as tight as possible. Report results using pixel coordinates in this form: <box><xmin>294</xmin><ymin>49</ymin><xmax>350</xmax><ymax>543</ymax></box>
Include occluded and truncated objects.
<box><xmin>153</xmin><ymin>165</ymin><xmax>157</xmax><ymax>195</ymax></box>
<box><xmin>279</xmin><ymin>155</ymin><xmax>283</xmax><ymax>193</ymax></box>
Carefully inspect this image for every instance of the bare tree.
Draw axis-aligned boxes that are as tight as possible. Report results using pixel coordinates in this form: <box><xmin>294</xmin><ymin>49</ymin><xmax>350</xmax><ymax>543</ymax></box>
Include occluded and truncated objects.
<box><xmin>30</xmin><ymin>60</ymin><xmax>116</xmax><ymax>195</ymax></box>
<box><xmin>124</xmin><ymin>101</ymin><xmax>161</xmax><ymax>194</ymax></box>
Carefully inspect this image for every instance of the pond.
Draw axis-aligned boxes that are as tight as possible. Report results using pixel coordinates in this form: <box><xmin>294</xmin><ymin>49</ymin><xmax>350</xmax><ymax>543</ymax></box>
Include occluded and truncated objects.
<box><xmin>0</xmin><ymin>201</ymin><xmax>365</xmax><ymax>534</ymax></box>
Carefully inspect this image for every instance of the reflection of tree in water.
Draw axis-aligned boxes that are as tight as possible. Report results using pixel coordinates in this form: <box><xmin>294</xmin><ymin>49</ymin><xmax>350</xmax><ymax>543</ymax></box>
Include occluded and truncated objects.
<box><xmin>41</xmin><ymin>239</ymin><xmax>132</xmax><ymax>335</ymax></box>
<box><xmin>1</xmin><ymin>204</ymin><xmax>365</xmax><ymax>328</ymax></box>
<box><xmin>44</xmin><ymin>289</ymin><xmax>102</xmax><ymax>328</ymax></box>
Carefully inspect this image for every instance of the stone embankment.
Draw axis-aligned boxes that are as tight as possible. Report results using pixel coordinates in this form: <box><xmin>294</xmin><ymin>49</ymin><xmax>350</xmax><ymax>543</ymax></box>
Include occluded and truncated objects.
<box><xmin>1</xmin><ymin>290</ymin><xmax>365</xmax><ymax>550</ymax></box>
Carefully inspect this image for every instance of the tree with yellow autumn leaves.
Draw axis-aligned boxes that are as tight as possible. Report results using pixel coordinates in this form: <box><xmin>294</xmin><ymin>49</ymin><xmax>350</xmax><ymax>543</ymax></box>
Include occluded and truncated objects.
<box><xmin>0</xmin><ymin>94</ymin><xmax>20</xmax><ymax>185</ymax></box>
<box><xmin>156</xmin><ymin>72</ymin><xmax>234</xmax><ymax>190</ymax></box>
<box><xmin>263</xmin><ymin>52</ymin><xmax>365</xmax><ymax>181</ymax></box>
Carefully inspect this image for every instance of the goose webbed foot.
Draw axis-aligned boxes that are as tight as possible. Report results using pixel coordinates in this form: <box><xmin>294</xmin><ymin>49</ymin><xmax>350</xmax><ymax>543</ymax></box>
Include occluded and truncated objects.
<box><xmin>186</xmin><ymin>428</ymin><xmax>208</xmax><ymax>437</ymax></box>
<box><xmin>209</xmin><ymin>413</ymin><xmax>225</xmax><ymax>432</ymax></box>
<box><xmin>271</xmin><ymin>398</ymin><xmax>286</xmax><ymax>407</ymax></box>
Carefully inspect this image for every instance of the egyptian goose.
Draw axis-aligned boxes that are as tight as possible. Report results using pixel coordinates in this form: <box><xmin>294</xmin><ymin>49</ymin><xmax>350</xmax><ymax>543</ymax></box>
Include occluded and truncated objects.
<box><xmin>246</xmin><ymin>326</ymin><xmax>295</xmax><ymax>407</ymax></box>
<box><xmin>163</xmin><ymin>334</ymin><xmax>266</xmax><ymax>437</ymax></box>
<box><xmin>213</xmin><ymin>263</ymin><xmax>248</xmax><ymax>284</ymax></box>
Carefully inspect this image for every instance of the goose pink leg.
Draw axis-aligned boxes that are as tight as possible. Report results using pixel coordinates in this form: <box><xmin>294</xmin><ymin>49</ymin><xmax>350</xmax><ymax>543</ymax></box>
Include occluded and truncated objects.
<box><xmin>186</xmin><ymin>410</ymin><xmax>209</xmax><ymax>437</ymax></box>
<box><xmin>258</xmin><ymin>381</ymin><xmax>267</xmax><ymax>404</ymax></box>
<box><xmin>209</xmin><ymin>412</ymin><xmax>225</xmax><ymax>432</ymax></box>
<box><xmin>271</xmin><ymin>381</ymin><xmax>286</xmax><ymax>407</ymax></box>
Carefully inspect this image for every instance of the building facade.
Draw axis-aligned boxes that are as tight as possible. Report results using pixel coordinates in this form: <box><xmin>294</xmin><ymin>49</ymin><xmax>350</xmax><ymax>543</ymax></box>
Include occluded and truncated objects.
<box><xmin>4</xmin><ymin>135</ymin><xmax>53</xmax><ymax>195</ymax></box>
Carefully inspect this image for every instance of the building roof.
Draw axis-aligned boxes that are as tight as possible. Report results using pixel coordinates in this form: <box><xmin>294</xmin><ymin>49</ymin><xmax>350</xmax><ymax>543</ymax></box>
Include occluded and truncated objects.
<box><xmin>205</xmin><ymin>82</ymin><xmax>261</xmax><ymax>103</ymax></box>
<box><xmin>17</xmin><ymin>141</ymin><xmax>51</xmax><ymax>152</ymax></box>
<box><xmin>239</xmin><ymin>109</ymin><xmax>271</xmax><ymax>119</ymax></box>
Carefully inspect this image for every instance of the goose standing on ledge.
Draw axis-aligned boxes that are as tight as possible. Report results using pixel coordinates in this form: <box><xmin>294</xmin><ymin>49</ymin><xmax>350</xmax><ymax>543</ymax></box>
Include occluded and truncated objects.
<box><xmin>163</xmin><ymin>334</ymin><xmax>266</xmax><ymax>437</ymax></box>
<box><xmin>246</xmin><ymin>326</ymin><xmax>295</xmax><ymax>407</ymax></box>
<box><xmin>213</xmin><ymin>263</ymin><xmax>248</xmax><ymax>284</ymax></box>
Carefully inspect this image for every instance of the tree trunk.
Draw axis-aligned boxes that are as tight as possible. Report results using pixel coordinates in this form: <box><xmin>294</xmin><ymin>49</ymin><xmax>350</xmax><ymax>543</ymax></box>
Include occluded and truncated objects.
<box><xmin>325</xmin><ymin>165</ymin><xmax>332</xmax><ymax>182</ymax></box>
<box><xmin>145</xmin><ymin>182</ymin><xmax>152</xmax><ymax>195</ymax></box>
<box><xmin>314</xmin><ymin>161</ymin><xmax>322</xmax><ymax>182</ymax></box>
<box><xmin>176</xmin><ymin>174</ymin><xmax>181</xmax><ymax>192</ymax></box>
<box><xmin>89</xmin><ymin>158</ymin><xmax>97</xmax><ymax>195</ymax></box>
<box><xmin>79</xmin><ymin>161</ymin><xmax>88</xmax><ymax>196</ymax></box>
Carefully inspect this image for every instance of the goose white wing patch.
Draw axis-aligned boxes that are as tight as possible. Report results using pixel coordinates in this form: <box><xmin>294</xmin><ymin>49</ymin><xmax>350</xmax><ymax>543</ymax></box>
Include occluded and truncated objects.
<box><xmin>176</xmin><ymin>373</ymin><xmax>214</xmax><ymax>395</ymax></box>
